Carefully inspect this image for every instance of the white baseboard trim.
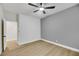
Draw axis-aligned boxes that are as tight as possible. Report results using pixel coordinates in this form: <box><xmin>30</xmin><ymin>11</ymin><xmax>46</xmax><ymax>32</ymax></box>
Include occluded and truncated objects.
<box><xmin>18</xmin><ymin>39</ymin><xmax>41</xmax><ymax>45</ymax></box>
<box><xmin>42</xmin><ymin>39</ymin><xmax>79</xmax><ymax>52</ymax></box>
<box><xmin>17</xmin><ymin>39</ymin><xmax>79</xmax><ymax>53</ymax></box>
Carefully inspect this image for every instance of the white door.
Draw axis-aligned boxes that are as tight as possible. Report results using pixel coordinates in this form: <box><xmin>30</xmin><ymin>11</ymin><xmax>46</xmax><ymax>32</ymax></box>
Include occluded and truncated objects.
<box><xmin>3</xmin><ymin>18</ymin><xmax>6</xmax><ymax>51</ymax></box>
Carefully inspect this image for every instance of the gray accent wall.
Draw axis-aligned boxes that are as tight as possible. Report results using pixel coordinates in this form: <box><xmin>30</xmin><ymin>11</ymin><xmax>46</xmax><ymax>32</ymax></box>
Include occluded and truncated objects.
<box><xmin>41</xmin><ymin>5</ymin><xmax>79</xmax><ymax>49</ymax></box>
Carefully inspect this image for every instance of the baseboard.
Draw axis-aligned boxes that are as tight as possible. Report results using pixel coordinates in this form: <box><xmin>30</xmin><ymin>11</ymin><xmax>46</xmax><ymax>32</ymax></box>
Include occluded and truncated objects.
<box><xmin>42</xmin><ymin>39</ymin><xmax>79</xmax><ymax>52</ymax></box>
<box><xmin>17</xmin><ymin>38</ymin><xmax>79</xmax><ymax>52</ymax></box>
<box><xmin>17</xmin><ymin>39</ymin><xmax>41</xmax><ymax>45</ymax></box>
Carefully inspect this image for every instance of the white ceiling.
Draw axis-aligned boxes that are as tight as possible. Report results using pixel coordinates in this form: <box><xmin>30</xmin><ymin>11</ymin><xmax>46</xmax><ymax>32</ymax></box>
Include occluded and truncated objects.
<box><xmin>1</xmin><ymin>3</ymin><xmax>77</xmax><ymax>19</ymax></box>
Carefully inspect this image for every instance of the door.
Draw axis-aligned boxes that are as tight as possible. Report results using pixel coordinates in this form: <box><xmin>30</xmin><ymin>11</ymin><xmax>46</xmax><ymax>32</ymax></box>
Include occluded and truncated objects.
<box><xmin>0</xmin><ymin>18</ymin><xmax>2</xmax><ymax>54</ymax></box>
<box><xmin>1</xmin><ymin>18</ymin><xmax>6</xmax><ymax>52</ymax></box>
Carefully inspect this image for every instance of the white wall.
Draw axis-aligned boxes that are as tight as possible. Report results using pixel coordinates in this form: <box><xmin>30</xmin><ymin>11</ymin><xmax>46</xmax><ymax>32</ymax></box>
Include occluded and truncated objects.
<box><xmin>0</xmin><ymin>5</ymin><xmax>3</xmax><ymax>54</ymax></box>
<box><xmin>18</xmin><ymin>14</ymin><xmax>41</xmax><ymax>45</ymax></box>
<box><xmin>6</xmin><ymin>21</ymin><xmax>17</xmax><ymax>41</ymax></box>
<box><xmin>4</xmin><ymin>11</ymin><xmax>16</xmax><ymax>21</ymax></box>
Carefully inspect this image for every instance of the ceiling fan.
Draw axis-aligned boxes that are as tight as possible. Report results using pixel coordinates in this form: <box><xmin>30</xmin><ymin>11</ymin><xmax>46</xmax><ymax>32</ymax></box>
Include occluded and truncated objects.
<box><xmin>28</xmin><ymin>3</ymin><xmax>55</xmax><ymax>14</ymax></box>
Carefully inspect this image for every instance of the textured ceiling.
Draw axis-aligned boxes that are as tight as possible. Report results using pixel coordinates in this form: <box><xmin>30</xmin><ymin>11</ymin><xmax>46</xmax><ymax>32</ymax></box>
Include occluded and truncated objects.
<box><xmin>1</xmin><ymin>3</ymin><xmax>77</xmax><ymax>19</ymax></box>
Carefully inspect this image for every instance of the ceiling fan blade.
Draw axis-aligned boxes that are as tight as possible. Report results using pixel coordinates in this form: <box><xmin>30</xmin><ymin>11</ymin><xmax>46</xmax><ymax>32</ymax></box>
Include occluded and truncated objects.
<box><xmin>44</xmin><ymin>6</ymin><xmax>55</xmax><ymax>9</ymax></box>
<box><xmin>43</xmin><ymin>11</ymin><xmax>46</xmax><ymax>14</ymax></box>
<box><xmin>33</xmin><ymin>10</ymin><xmax>39</xmax><ymax>12</ymax></box>
<box><xmin>28</xmin><ymin>3</ymin><xmax>39</xmax><ymax>7</ymax></box>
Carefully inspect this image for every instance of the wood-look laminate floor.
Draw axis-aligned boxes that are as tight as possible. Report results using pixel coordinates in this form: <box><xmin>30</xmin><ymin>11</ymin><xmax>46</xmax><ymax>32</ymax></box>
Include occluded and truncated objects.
<box><xmin>6</xmin><ymin>40</ymin><xmax>19</xmax><ymax>50</ymax></box>
<box><xmin>1</xmin><ymin>40</ymin><xmax>79</xmax><ymax>56</ymax></box>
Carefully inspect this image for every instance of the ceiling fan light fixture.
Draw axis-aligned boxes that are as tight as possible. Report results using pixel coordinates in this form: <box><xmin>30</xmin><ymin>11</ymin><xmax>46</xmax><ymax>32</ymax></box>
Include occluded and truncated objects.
<box><xmin>39</xmin><ymin>8</ymin><xmax>44</xmax><ymax>11</ymax></box>
<box><xmin>28</xmin><ymin>3</ymin><xmax>55</xmax><ymax>14</ymax></box>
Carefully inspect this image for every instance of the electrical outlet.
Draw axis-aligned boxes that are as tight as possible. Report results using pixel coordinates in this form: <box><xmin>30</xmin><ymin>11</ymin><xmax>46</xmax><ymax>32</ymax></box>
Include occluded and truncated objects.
<box><xmin>56</xmin><ymin>40</ymin><xmax>58</xmax><ymax>42</ymax></box>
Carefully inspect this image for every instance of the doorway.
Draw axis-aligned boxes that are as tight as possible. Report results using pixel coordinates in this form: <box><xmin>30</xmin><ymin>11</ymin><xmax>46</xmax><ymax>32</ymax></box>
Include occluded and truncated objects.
<box><xmin>6</xmin><ymin>21</ymin><xmax>18</xmax><ymax>50</ymax></box>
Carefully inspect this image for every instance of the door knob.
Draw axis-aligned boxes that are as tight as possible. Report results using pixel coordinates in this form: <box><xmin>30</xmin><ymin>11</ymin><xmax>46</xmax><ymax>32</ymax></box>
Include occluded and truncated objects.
<box><xmin>2</xmin><ymin>35</ymin><xmax>6</xmax><ymax>37</ymax></box>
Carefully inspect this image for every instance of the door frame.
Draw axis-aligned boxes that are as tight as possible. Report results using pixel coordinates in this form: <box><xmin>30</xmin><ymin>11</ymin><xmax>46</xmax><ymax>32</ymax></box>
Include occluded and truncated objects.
<box><xmin>1</xmin><ymin>19</ymin><xmax>6</xmax><ymax>52</ymax></box>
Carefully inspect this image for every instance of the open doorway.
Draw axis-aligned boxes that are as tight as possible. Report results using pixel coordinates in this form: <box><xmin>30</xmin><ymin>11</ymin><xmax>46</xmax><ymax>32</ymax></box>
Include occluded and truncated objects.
<box><xmin>6</xmin><ymin>21</ymin><xmax>18</xmax><ymax>50</ymax></box>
